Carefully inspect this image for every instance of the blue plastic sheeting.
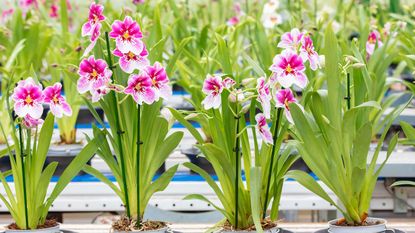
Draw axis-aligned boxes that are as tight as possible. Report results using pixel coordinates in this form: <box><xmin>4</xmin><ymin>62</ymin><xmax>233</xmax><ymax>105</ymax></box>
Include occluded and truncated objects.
<box><xmin>53</xmin><ymin>121</ymin><xmax>201</xmax><ymax>129</ymax></box>
<box><xmin>4</xmin><ymin>171</ymin><xmax>246</xmax><ymax>183</ymax></box>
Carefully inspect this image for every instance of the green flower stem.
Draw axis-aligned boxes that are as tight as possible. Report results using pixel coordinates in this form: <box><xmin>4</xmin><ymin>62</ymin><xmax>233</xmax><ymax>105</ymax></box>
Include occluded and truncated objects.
<box><xmin>136</xmin><ymin>104</ymin><xmax>142</xmax><ymax>226</ymax></box>
<box><xmin>18</xmin><ymin>123</ymin><xmax>28</xmax><ymax>229</ymax></box>
<box><xmin>346</xmin><ymin>73</ymin><xmax>351</xmax><ymax>110</ymax></box>
<box><xmin>234</xmin><ymin>102</ymin><xmax>240</xmax><ymax>229</ymax></box>
<box><xmin>262</xmin><ymin>107</ymin><xmax>283</xmax><ymax>219</ymax></box>
<box><xmin>104</xmin><ymin>31</ymin><xmax>131</xmax><ymax>218</ymax></box>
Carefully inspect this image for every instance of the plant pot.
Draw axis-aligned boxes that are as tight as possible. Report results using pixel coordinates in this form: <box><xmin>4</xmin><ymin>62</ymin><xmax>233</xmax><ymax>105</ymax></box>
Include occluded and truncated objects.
<box><xmin>219</xmin><ymin>226</ymin><xmax>281</xmax><ymax>233</ymax></box>
<box><xmin>328</xmin><ymin>217</ymin><xmax>392</xmax><ymax>233</ymax></box>
<box><xmin>4</xmin><ymin>224</ymin><xmax>60</xmax><ymax>233</ymax></box>
<box><xmin>181</xmin><ymin>146</ymin><xmax>215</xmax><ymax>175</ymax></box>
<box><xmin>112</xmin><ymin>226</ymin><xmax>169</xmax><ymax>233</ymax></box>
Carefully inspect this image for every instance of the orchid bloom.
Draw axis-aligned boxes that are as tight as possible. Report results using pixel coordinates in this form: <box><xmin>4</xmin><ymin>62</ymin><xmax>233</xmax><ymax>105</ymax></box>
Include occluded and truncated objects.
<box><xmin>278</xmin><ymin>28</ymin><xmax>303</xmax><ymax>50</ymax></box>
<box><xmin>12</xmin><ymin>78</ymin><xmax>44</xmax><ymax>119</ymax></box>
<box><xmin>91</xmin><ymin>85</ymin><xmax>110</xmax><ymax>103</ymax></box>
<box><xmin>49</xmin><ymin>4</ymin><xmax>58</xmax><ymax>18</ymax></box>
<box><xmin>300</xmin><ymin>36</ymin><xmax>320</xmax><ymax>71</ymax></box>
<box><xmin>144</xmin><ymin>62</ymin><xmax>171</xmax><ymax>101</ymax></box>
<box><xmin>133</xmin><ymin>0</ymin><xmax>145</xmax><ymax>4</ymax></box>
<box><xmin>201</xmin><ymin>75</ymin><xmax>224</xmax><ymax>110</ymax></box>
<box><xmin>275</xmin><ymin>88</ymin><xmax>297</xmax><ymax>124</ymax></box>
<box><xmin>22</xmin><ymin>115</ymin><xmax>44</xmax><ymax>129</ymax></box>
<box><xmin>109</xmin><ymin>16</ymin><xmax>143</xmax><ymax>54</ymax></box>
<box><xmin>82</xmin><ymin>2</ymin><xmax>105</xmax><ymax>39</ymax></box>
<box><xmin>255</xmin><ymin>113</ymin><xmax>273</xmax><ymax>145</ymax></box>
<box><xmin>222</xmin><ymin>77</ymin><xmax>236</xmax><ymax>89</ymax></box>
<box><xmin>113</xmin><ymin>43</ymin><xmax>149</xmax><ymax>74</ymax></box>
<box><xmin>78</xmin><ymin>56</ymin><xmax>113</xmax><ymax>94</ymax></box>
<box><xmin>124</xmin><ymin>73</ymin><xmax>156</xmax><ymax>105</ymax></box>
<box><xmin>256</xmin><ymin>77</ymin><xmax>272</xmax><ymax>119</ymax></box>
<box><xmin>43</xmin><ymin>83</ymin><xmax>72</xmax><ymax>118</ymax></box>
<box><xmin>262</xmin><ymin>12</ymin><xmax>282</xmax><ymax>29</ymax></box>
<box><xmin>270</xmin><ymin>49</ymin><xmax>308</xmax><ymax>89</ymax></box>
<box><xmin>19</xmin><ymin>0</ymin><xmax>38</xmax><ymax>10</ymax></box>
<box><xmin>1</xmin><ymin>8</ymin><xmax>14</xmax><ymax>23</ymax></box>
<box><xmin>366</xmin><ymin>30</ymin><xmax>383</xmax><ymax>56</ymax></box>
<box><xmin>227</xmin><ymin>16</ymin><xmax>239</xmax><ymax>26</ymax></box>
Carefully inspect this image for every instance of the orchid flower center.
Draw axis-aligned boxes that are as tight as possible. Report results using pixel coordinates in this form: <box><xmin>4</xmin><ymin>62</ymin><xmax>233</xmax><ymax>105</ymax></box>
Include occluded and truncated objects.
<box><xmin>285</xmin><ymin>64</ymin><xmax>293</xmax><ymax>73</ymax></box>
<box><xmin>151</xmin><ymin>78</ymin><xmax>158</xmax><ymax>87</ymax></box>
<box><xmin>134</xmin><ymin>82</ymin><xmax>142</xmax><ymax>91</ymax></box>
<box><xmin>93</xmin><ymin>14</ymin><xmax>99</xmax><ymax>23</ymax></box>
<box><xmin>127</xmin><ymin>51</ymin><xmax>135</xmax><ymax>59</ymax></box>
<box><xmin>91</xmin><ymin>69</ymin><xmax>98</xmax><ymax>79</ymax></box>
<box><xmin>52</xmin><ymin>95</ymin><xmax>59</xmax><ymax>104</ymax></box>
<box><xmin>123</xmin><ymin>31</ymin><xmax>130</xmax><ymax>40</ymax></box>
<box><xmin>368</xmin><ymin>37</ymin><xmax>376</xmax><ymax>44</ymax></box>
<box><xmin>284</xmin><ymin>98</ymin><xmax>290</xmax><ymax>110</ymax></box>
<box><xmin>271</xmin><ymin>16</ymin><xmax>278</xmax><ymax>23</ymax></box>
<box><xmin>25</xmin><ymin>95</ymin><xmax>33</xmax><ymax>105</ymax></box>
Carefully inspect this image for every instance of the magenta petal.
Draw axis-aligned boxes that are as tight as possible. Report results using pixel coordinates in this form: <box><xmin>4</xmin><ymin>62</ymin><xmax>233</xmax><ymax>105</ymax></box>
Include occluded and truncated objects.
<box><xmin>82</xmin><ymin>22</ymin><xmax>92</xmax><ymax>36</ymax></box>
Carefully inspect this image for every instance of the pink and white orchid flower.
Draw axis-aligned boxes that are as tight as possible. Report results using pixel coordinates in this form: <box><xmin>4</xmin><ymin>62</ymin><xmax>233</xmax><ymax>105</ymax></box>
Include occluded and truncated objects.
<box><xmin>12</xmin><ymin>78</ymin><xmax>43</xmax><ymax>119</ymax></box>
<box><xmin>227</xmin><ymin>16</ymin><xmax>240</xmax><ymax>26</ymax></box>
<box><xmin>124</xmin><ymin>73</ymin><xmax>156</xmax><ymax>105</ymax></box>
<box><xmin>366</xmin><ymin>30</ymin><xmax>383</xmax><ymax>56</ymax></box>
<box><xmin>82</xmin><ymin>2</ymin><xmax>105</xmax><ymax>39</ymax></box>
<box><xmin>144</xmin><ymin>62</ymin><xmax>171</xmax><ymax>101</ymax></box>
<box><xmin>201</xmin><ymin>75</ymin><xmax>224</xmax><ymax>110</ymax></box>
<box><xmin>222</xmin><ymin>77</ymin><xmax>236</xmax><ymax>89</ymax></box>
<box><xmin>49</xmin><ymin>4</ymin><xmax>58</xmax><ymax>18</ymax></box>
<box><xmin>82</xmin><ymin>3</ymin><xmax>105</xmax><ymax>56</ymax></box>
<box><xmin>91</xmin><ymin>85</ymin><xmax>110</xmax><ymax>103</ymax></box>
<box><xmin>43</xmin><ymin>83</ymin><xmax>72</xmax><ymax>118</ymax></box>
<box><xmin>113</xmin><ymin>43</ymin><xmax>149</xmax><ymax>74</ymax></box>
<box><xmin>270</xmin><ymin>49</ymin><xmax>308</xmax><ymax>89</ymax></box>
<box><xmin>300</xmin><ymin>36</ymin><xmax>320</xmax><ymax>71</ymax></box>
<box><xmin>255</xmin><ymin>113</ymin><xmax>273</xmax><ymax>145</ymax></box>
<box><xmin>22</xmin><ymin>115</ymin><xmax>43</xmax><ymax>129</ymax></box>
<box><xmin>256</xmin><ymin>77</ymin><xmax>272</xmax><ymax>119</ymax></box>
<box><xmin>109</xmin><ymin>16</ymin><xmax>143</xmax><ymax>54</ymax></box>
<box><xmin>278</xmin><ymin>28</ymin><xmax>303</xmax><ymax>51</ymax></box>
<box><xmin>275</xmin><ymin>88</ymin><xmax>297</xmax><ymax>124</ymax></box>
<box><xmin>77</xmin><ymin>55</ymin><xmax>112</xmax><ymax>94</ymax></box>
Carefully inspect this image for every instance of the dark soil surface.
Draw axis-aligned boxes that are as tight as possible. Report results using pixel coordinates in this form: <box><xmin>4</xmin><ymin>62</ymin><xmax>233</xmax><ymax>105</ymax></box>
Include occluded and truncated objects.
<box><xmin>7</xmin><ymin>219</ymin><xmax>58</xmax><ymax>230</ymax></box>
<box><xmin>112</xmin><ymin>216</ymin><xmax>167</xmax><ymax>231</ymax></box>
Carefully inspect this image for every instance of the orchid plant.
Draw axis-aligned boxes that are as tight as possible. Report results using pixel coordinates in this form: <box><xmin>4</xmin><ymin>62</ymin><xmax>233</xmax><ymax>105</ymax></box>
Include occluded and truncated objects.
<box><xmin>286</xmin><ymin>25</ymin><xmax>411</xmax><ymax>226</ymax></box>
<box><xmin>0</xmin><ymin>77</ymin><xmax>98</xmax><ymax>230</ymax></box>
<box><xmin>76</xmin><ymin>3</ymin><xmax>183</xmax><ymax>230</ymax></box>
<box><xmin>171</xmin><ymin>27</ymin><xmax>320</xmax><ymax>231</ymax></box>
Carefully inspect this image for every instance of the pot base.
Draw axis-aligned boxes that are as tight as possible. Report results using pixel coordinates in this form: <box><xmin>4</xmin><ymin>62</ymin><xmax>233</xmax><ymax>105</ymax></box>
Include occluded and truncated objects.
<box><xmin>315</xmin><ymin>229</ymin><xmax>405</xmax><ymax>233</ymax></box>
<box><xmin>219</xmin><ymin>227</ymin><xmax>295</xmax><ymax>233</ymax></box>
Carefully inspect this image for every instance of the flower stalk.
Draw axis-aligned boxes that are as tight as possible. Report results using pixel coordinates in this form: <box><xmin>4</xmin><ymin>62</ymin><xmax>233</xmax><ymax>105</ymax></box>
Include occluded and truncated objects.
<box><xmin>104</xmin><ymin>31</ymin><xmax>131</xmax><ymax>218</ymax></box>
<box><xmin>18</xmin><ymin>123</ymin><xmax>28</xmax><ymax>229</ymax></box>
<box><xmin>136</xmin><ymin>104</ymin><xmax>142</xmax><ymax>226</ymax></box>
<box><xmin>346</xmin><ymin>73</ymin><xmax>351</xmax><ymax>110</ymax></box>
<box><xmin>262</xmin><ymin>107</ymin><xmax>283</xmax><ymax>219</ymax></box>
<box><xmin>234</xmin><ymin>107</ymin><xmax>240</xmax><ymax>230</ymax></box>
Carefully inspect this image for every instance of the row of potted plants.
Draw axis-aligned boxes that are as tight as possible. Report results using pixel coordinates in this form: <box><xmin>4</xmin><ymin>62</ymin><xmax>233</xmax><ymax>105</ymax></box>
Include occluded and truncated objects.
<box><xmin>0</xmin><ymin>0</ymin><xmax>414</xmax><ymax>233</ymax></box>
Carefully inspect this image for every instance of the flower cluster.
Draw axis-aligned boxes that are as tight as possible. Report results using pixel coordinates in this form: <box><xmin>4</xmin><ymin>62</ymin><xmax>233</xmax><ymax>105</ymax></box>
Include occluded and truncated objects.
<box><xmin>78</xmin><ymin>6</ymin><xmax>171</xmax><ymax>105</ymax></box>
<box><xmin>261</xmin><ymin>0</ymin><xmax>283</xmax><ymax>29</ymax></box>
<box><xmin>201</xmin><ymin>28</ymin><xmax>320</xmax><ymax>144</ymax></box>
<box><xmin>12</xmin><ymin>78</ymin><xmax>72</xmax><ymax>129</ymax></box>
<box><xmin>227</xmin><ymin>3</ymin><xmax>243</xmax><ymax>26</ymax></box>
<box><xmin>82</xmin><ymin>2</ymin><xmax>106</xmax><ymax>56</ymax></box>
<box><xmin>366</xmin><ymin>30</ymin><xmax>383</xmax><ymax>57</ymax></box>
